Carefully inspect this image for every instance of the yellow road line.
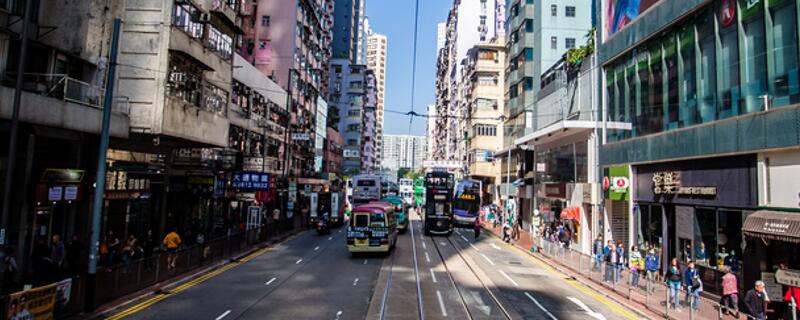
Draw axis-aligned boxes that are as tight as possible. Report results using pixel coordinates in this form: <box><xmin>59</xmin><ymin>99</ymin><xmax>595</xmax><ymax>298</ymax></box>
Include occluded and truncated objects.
<box><xmin>492</xmin><ymin>237</ymin><xmax>640</xmax><ymax>320</ymax></box>
<box><xmin>106</xmin><ymin>245</ymin><xmax>277</xmax><ymax>320</ymax></box>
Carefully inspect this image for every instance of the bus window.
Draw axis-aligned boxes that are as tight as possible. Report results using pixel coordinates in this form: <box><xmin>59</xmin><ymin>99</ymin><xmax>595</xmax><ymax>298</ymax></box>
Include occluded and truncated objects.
<box><xmin>353</xmin><ymin>214</ymin><xmax>369</xmax><ymax>227</ymax></box>
<box><xmin>369</xmin><ymin>213</ymin><xmax>386</xmax><ymax>227</ymax></box>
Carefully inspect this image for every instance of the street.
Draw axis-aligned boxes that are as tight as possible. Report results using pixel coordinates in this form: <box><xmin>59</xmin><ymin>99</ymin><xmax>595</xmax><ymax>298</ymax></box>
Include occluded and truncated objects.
<box><xmin>109</xmin><ymin>210</ymin><xmax>640</xmax><ymax>320</ymax></box>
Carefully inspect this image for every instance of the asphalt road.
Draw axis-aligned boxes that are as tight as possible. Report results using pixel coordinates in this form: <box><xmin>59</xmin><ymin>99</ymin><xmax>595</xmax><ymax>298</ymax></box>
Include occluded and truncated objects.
<box><xmin>111</xmin><ymin>210</ymin><xmax>642</xmax><ymax>320</ymax></box>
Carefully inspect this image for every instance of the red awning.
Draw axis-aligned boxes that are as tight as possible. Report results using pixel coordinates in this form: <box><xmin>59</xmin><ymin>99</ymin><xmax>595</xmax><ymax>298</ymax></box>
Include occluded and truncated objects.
<box><xmin>560</xmin><ymin>207</ymin><xmax>582</xmax><ymax>223</ymax></box>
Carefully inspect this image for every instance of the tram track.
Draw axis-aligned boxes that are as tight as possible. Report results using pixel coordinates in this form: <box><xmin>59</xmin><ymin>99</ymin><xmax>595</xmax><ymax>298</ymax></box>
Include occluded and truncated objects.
<box><xmin>378</xmin><ymin>211</ymin><xmax>426</xmax><ymax>320</ymax></box>
<box><xmin>430</xmin><ymin>231</ymin><xmax>513</xmax><ymax>320</ymax></box>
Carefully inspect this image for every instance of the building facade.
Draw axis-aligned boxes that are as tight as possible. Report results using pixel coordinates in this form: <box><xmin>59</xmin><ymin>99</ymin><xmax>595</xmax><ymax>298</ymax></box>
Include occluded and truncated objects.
<box><xmin>599</xmin><ymin>0</ymin><xmax>800</xmax><ymax>296</ymax></box>
<box><xmin>366</xmin><ymin>33</ymin><xmax>388</xmax><ymax>169</ymax></box>
<box><xmin>382</xmin><ymin>135</ymin><xmax>428</xmax><ymax>173</ymax></box>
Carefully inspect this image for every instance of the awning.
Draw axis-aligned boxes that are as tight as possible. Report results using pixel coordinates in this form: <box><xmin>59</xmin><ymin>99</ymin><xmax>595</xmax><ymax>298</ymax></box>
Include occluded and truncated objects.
<box><xmin>742</xmin><ymin>210</ymin><xmax>800</xmax><ymax>244</ymax></box>
<box><xmin>560</xmin><ymin>207</ymin><xmax>582</xmax><ymax>223</ymax></box>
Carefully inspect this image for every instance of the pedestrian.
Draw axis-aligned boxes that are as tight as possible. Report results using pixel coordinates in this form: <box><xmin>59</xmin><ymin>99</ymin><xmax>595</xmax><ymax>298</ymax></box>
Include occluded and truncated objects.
<box><xmin>592</xmin><ymin>235</ymin><xmax>603</xmax><ymax>272</ymax></box>
<box><xmin>724</xmin><ymin>250</ymin><xmax>739</xmax><ymax>272</ymax></box>
<box><xmin>50</xmin><ymin>234</ymin><xmax>65</xmax><ymax>269</ymax></box>
<box><xmin>2</xmin><ymin>246</ymin><xmax>17</xmax><ymax>290</ymax></box>
<box><xmin>502</xmin><ymin>220</ymin><xmax>511</xmax><ymax>243</ymax></box>
<box><xmin>629</xmin><ymin>245</ymin><xmax>642</xmax><ymax>289</ymax></box>
<box><xmin>684</xmin><ymin>260</ymin><xmax>702</xmax><ymax>310</ymax></box>
<box><xmin>473</xmin><ymin>218</ymin><xmax>481</xmax><ymax>240</ymax></box>
<box><xmin>615</xmin><ymin>242</ymin><xmax>625</xmax><ymax>283</ymax></box>
<box><xmin>603</xmin><ymin>240</ymin><xmax>614</xmax><ymax>282</ymax></box>
<box><xmin>644</xmin><ymin>249</ymin><xmax>659</xmax><ymax>293</ymax></box>
<box><xmin>720</xmin><ymin>270</ymin><xmax>739</xmax><ymax>317</ymax></box>
<box><xmin>513</xmin><ymin>218</ymin><xmax>522</xmax><ymax>241</ymax></box>
<box><xmin>105</xmin><ymin>230</ymin><xmax>120</xmax><ymax>269</ymax></box>
<box><xmin>665</xmin><ymin>258</ymin><xmax>683</xmax><ymax>309</ymax></box>
<box><xmin>121</xmin><ymin>234</ymin><xmax>137</xmax><ymax>273</ymax></box>
<box><xmin>162</xmin><ymin>228</ymin><xmax>182</xmax><ymax>271</ymax></box>
<box><xmin>745</xmin><ymin>280</ymin><xmax>767</xmax><ymax>320</ymax></box>
<box><xmin>695</xmin><ymin>242</ymin><xmax>708</xmax><ymax>267</ymax></box>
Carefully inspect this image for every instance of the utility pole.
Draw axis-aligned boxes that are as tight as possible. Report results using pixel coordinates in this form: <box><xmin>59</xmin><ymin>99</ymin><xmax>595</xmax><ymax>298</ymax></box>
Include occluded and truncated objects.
<box><xmin>86</xmin><ymin>19</ymin><xmax>121</xmax><ymax>311</ymax></box>
<box><xmin>0</xmin><ymin>0</ymin><xmax>34</xmax><ymax>248</ymax></box>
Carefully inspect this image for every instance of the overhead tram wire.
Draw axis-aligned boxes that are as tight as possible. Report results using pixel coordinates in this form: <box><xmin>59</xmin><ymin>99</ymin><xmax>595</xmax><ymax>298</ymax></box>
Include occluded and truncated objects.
<box><xmin>408</xmin><ymin>0</ymin><xmax>421</xmax><ymax>134</ymax></box>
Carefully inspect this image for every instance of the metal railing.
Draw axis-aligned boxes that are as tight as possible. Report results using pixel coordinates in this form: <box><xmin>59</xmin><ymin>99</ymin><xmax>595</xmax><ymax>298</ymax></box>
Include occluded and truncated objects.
<box><xmin>3</xmin><ymin>73</ymin><xmax>106</xmax><ymax>108</ymax></box>
<box><xmin>535</xmin><ymin>239</ymin><xmax>797</xmax><ymax>320</ymax></box>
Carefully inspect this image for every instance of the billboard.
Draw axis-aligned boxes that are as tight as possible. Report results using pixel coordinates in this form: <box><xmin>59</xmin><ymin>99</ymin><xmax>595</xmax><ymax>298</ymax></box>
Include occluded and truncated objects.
<box><xmin>606</xmin><ymin>0</ymin><xmax>661</xmax><ymax>37</ymax></box>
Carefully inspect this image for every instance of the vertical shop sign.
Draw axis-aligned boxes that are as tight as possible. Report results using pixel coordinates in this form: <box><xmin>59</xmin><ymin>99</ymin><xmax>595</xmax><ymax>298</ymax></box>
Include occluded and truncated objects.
<box><xmin>310</xmin><ymin>192</ymin><xmax>318</xmax><ymax>218</ymax></box>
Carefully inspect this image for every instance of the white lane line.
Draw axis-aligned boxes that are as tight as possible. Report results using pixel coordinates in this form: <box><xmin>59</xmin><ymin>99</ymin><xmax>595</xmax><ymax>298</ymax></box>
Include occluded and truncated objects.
<box><xmin>429</xmin><ymin>268</ymin><xmax>438</xmax><ymax>283</ymax></box>
<box><xmin>480</xmin><ymin>253</ymin><xmax>496</xmax><ymax>266</ymax></box>
<box><xmin>490</xmin><ymin>243</ymin><xmax>502</xmax><ymax>250</ymax></box>
<box><xmin>339</xmin><ymin>229</ymin><xmax>342</xmax><ymax>233</ymax></box>
<box><xmin>335</xmin><ymin>310</ymin><xmax>343</xmax><ymax>320</ymax></box>
<box><xmin>425</xmin><ymin>251</ymin><xmax>431</xmax><ymax>263</ymax></box>
<box><xmin>363</xmin><ymin>259</ymin><xmax>368</xmax><ymax>265</ymax></box>
<box><xmin>455</xmin><ymin>229</ymin><xmax>461</xmax><ymax>235</ymax></box>
<box><xmin>265</xmin><ymin>277</ymin><xmax>276</xmax><ymax>285</ymax></box>
<box><xmin>567</xmin><ymin>296</ymin><xmax>607</xmax><ymax>320</ymax></box>
<box><xmin>470</xmin><ymin>243</ymin><xmax>480</xmax><ymax>251</ymax></box>
<box><xmin>328</xmin><ymin>236</ymin><xmax>333</xmax><ymax>240</ymax></box>
<box><xmin>422</xmin><ymin>241</ymin><xmax>427</xmax><ymax>250</ymax></box>
<box><xmin>439</xmin><ymin>241</ymin><xmax>446</xmax><ymax>246</ymax></box>
<box><xmin>314</xmin><ymin>246</ymin><xmax>320</xmax><ymax>251</ymax></box>
<box><xmin>215</xmin><ymin>310</ymin><xmax>232</xmax><ymax>320</ymax></box>
<box><xmin>295</xmin><ymin>259</ymin><xmax>303</xmax><ymax>264</ymax></box>
<box><xmin>436</xmin><ymin>290</ymin><xmax>448</xmax><ymax>317</ymax></box>
<box><xmin>525</xmin><ymin>292</ymin><xmax>558</xmax><ymax>320</ymax></box>
<box><xmin>353</xmin><ymin>278</ymin><xmax>359</xmax><ymax>286</ymax></box>
<box><xmin>460</xmin><ymin>235</ymin><xmax>469</xmax><ymax>242</ymax></box>
<box><xmin>499</xmin><ymin>270</ymin><xmax>520</xmax><ymax>287</ymax></box>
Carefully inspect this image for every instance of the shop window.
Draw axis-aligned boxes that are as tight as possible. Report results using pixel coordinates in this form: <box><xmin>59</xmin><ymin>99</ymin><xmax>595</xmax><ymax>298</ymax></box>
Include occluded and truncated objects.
<box><xmin>718</xmin><ymin>24</ymin><xmax>740</xmax><ymax>119</ymax></box>
<box><xmin>636</xmin><ymin>204</ymin><xmax>663</xmax><ymax>252</ymax></box>
<box><xmin>769</xmin><ymin>4</ymin><xmax>800</xmax><ymax>107</ymax></box>
<box><xmin>697</xmin><ymin>12</ymin><xmax>717</xmax><ymax>123</ymax></box>
<box><xmin>678</xmin><ymin>26</ymin><xmax>698</xmax><ymax>127</ymax></box>
<box><xmin>741</xmin><ymin>8</ymin><xmax>767</xmax><ymax>114</ymax></box>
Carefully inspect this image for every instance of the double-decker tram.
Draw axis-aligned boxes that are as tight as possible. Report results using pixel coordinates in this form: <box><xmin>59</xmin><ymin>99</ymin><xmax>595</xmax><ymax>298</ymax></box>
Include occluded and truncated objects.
<box><xmin>423</xmin><ymin>171</ymin><xmax>455</xmax><ymax>235</ymax></box>
<box><xmin>453</xmin><ymin>179</ymin><xmax>482</xmax><ymax>227</ymax></box>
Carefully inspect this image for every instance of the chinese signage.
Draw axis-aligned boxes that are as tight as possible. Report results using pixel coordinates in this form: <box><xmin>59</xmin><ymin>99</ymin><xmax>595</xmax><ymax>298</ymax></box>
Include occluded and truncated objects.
<box><xmin>775</xmin><ymin>269</ymin><xmax>800</xmax><ymax>287</ymax></box>
<box><xmin>243</xmin><ymin>157</ymin><xmax>264</xmax><ymax>172</ymax></box>
<box><xmin>6</xmin><ymin>282</ymin><xmax>57</xmax><ymax>320</ymax></box>
<box><xmin>291</xmin><ymin>133</ymin><xmax>310</xmax><ymax>141</ymax></box>
<box><xmin>231</xmin><ymin>172</ymin><xmax>270</xmax><ymax>191</ymax></box>
<box><xmin>652</xmin><ymin>171</ymin><xmax>717</xmax><ymax>196</ymax></box>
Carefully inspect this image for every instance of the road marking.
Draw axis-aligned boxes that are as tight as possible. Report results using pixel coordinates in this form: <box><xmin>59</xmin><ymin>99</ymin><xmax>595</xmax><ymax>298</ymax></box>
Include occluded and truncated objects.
<box><xmin>215</xmin><ymin>310</ymin><xmax>231</xmax><ymax>320</ymax></box>
<box><xmin>353</xmin><ymin>278</ymin><xmax>359</xmax><ymax>286</ymax></box>
<box><xmin>295</xmin><ymin>259</ymin><xmax>303</xmax><ymax>264</ymax></box>
<box><xmin>265</xmin><ymin>277</ymin><xmax>276</xmax><ymax>285</ymax></box>
<box><xmin>429</xmin><ymin>268</ymin><xmax>437</xmax><ymax>283</ymax></box>
<box><xmin>460</xmin><ymin>235</ymin><xmax>469</xmax><ymax>242</ymax></box>
<box><xmin>422</xmin><ymin>241</ymin><xmax>427</xmax><ymax>250</ymax></box>
<box><xmin>363</xmin><ymin>259</ymin><xmax>368</xmax><ymax>265</ymax></box>
<box><xmin>480</xmin><ymin>253</ymin><xmax>496</xmax><ymax>266</ymax></box>
<box><xmin>339</xmin><ymin>229</ymin><xmax>342</xmax><ymax>233</ymax></box>
<box><xmin>567</xmin><ymin>296</ymin><xmax>607</xmax><ymax>320</ymax></box>
<box><xmin>524</xmin><ymin>292</ymin><xmax>558</xmax><ymax>320</ymax></box>
<box><xmin>499</xmin><ymin>270</ymin><xmax>519</xmax><ymax>287</ymax></box>
<box><xmin>335</xmin><ymin>310</ymin><xmax>343</xmax><ymax>320</ymax></box>
<box><xmin>470</xmin><ymin>243</ymin><xmax>480</xmax><ymax>251</ymax></box>
<box><xmin>314</xmin><ymin>246</ymin><xmax>319</xmax><ymax>251</ymax></box>
<box><xmin>490</xmin><ymin>243</ymin><xmax>501</xmax><ymax>250</ymax></box>
<box><xmin>328</xmin><ymin>236</ymin><xmax>333</xmax><ymax>240</ymax></box>
<box><xmin>440</xmin><ymin>241</ymin><xmax>446</xmax><ymax>246</ymax></box>
<box><xmin>455</xmin><ymin>229</ymin><xmax>461</xmax><ymax>235</ymax></box>
<box><xmin>425</xmin><ymin>251</ymin><xmax>431</xmax><ymax>263</ymax></box>
<box><xmin>436</xmin><ymin>290</ymin><xmax>448</xmax><ymax>317</ymax></box>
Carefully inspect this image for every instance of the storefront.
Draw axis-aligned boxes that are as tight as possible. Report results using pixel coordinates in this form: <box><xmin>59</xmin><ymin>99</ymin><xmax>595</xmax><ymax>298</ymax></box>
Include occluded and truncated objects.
<box><xmin>633</xmin><ymin>155</ymin><xmax>757</xmax><ymax>294</ymax></box>
<box><xmin>603</xmin><ymin>165</ymin><xmax>631</xmax><ymax>249</ymax></box>
<box><xmin>536</xmin><ymin>182</ymin><xmax>593</xmax><ymax>253</ymax></box>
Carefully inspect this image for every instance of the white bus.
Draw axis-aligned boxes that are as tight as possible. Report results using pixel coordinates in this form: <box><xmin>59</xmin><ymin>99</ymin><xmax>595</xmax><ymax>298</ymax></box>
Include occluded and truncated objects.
<box><xmin>399</xmin><ymin>178</ymin><xmax>414</xmax><ymax>204</ymax></box>
<box><xmin>352</xmin><ymin>175</ymin><xmax>383</xmax><ymax>205</ymax></box>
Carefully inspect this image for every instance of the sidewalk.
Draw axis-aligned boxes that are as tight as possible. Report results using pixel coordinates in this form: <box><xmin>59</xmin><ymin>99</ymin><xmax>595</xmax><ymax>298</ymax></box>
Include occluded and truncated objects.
<box><xmin>480</xmin><ymin>222</ymin><xmax>749</xmax><ymax>320</ymax></box>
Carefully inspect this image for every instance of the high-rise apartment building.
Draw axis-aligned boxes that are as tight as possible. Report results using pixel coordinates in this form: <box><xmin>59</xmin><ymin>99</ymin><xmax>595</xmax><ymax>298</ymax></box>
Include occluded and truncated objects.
<box><xmin>366</xmin><ymin>33</ymin><xmax>388</xmax><ymax>169</ymax></box>
<box><xmin>332</xmin><ymin>0</ymin><xmax>366</xmax><ymax>63</ymax></box>
<box><xmin>426</xmin><ymin>103</ymin><xmax>438</xmax><ymax>161</ymax></box>
<box><xmin>382</xmin><ymin>135</ymin><xmax>428</xmax><ymax>173</ymax></box>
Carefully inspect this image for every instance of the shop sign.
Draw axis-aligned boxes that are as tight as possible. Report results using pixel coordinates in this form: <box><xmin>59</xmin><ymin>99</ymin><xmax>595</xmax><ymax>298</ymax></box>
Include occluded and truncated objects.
<box><xmin>536</xmin><ymin>163</ymin><xmax>546</xmax><ymax>173</ymax></box>
<box><xmin>187</xmin><ymin>176</ymin><xmax>215</xmax><ymax>186</ymax></box>
<box><xmin>291</xmin><ymin>133</ymin><xmax>310</xmax><ymax>141</ymax></box>
<box><xmin>310</xmin><ymin>192</ymin><xmax>318</xmax><ymax>218</ymax></box>
<box><xmin>545</xmin><ymin>183</ymin><xmax>566</xmax><ymax>198</ymax></box>
<box><xmin>605</xmin><ymin>166</ymin><xmax>630</xmax><ymax>201</ymax></box>
<box><xmin>243</xmin><ymin>157</ymin><xmax>264</xmax><ymax>172</ymax></box>
<box><xmin>64</xmin><ymin>186</ymin><xmax>78</xmax><ymax>201</ymax></box>
<box><xmin>231</xmin><ymin>172</ymin><xmax>270</xmax><ymax>191</ymax></box>
<box><xmin>720</xmin><ymin>0</ymin><xmax>737</xmax><ymax>26</ymax></box>
<box><xmin>40</xmin><ymin>168</ymin><xmax>84</xmax><ymax>183</ymax></box>
<box><xmin>652</xmin><ymin>171</ymin><xmax>717</xmax><ymax>196</ymax></box>
<box><xmin>48</xmin><ymin>187</ymin><xmax>63</xmax><ymax>202</ymax></box>
<box><xmin>775</xmin><ymin>269</ymin><xmax>800</xmax><ymax>287</ymax></box>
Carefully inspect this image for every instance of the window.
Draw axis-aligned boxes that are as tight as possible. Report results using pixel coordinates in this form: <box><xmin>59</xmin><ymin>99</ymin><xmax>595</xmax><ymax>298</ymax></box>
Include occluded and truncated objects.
<box><xmin>261</xmin><ymin>15</ymin><xmax>270</xmax><ymax>27</ymax></box>
<box><xmin>697</xmin><ymin>11</ymin><xmax>717</xmax><ymax>123</ymax></box>
<box><xmin>565</xmin><ymin>38</ymin><xmax>576</xmax><ymax>49</ymax></box>
<box><xmin>551</xmin><ymin>4</ymin><xmax>557</xmax><ymax>17</ymax></box>
<box><xmin>473</xmin><ymin>124</ymin><xmax>497</xmax><ymax>137</ymax></box>
<box><xmin>741</xmin><ymin>7</ymin><xmax>767</xmax><ymax>113</ymax></box>
<box><xmin>525</xmin><ymin>19</ymin><xmax>533</xmax><ymax>33</ymax></box>
<box><xmin>477</xmin><ymin>75</ymin><xmax>497</xmax><ymax>86</ymax></box>
<box><xmin>173</xmin><ymin>3</ymin><xmax>203</xmax><ymax>39</ymax></box>
<box><xmin>718</xmin><ymin>23</ymin><xmax>740</xmax><ymax>118</ymax></box>
<box><xmin>678</xmin><ymin>26</ymin><xmax>698</xmax><ymax>127</ymax></box>
<box><xmin>347</xmin><ymin>109</ymin><xmax>361</xmax><ymax>117</ymax></box>
<box><xmin>550</xmin><ymin>36</ymin><xmax>557</xmax><ymax>49</ymax></box>
<box><xmin>769</xmin><ymin>4</ymin><xmax>800</xmax><ymax>106</ymax></box>
<box><xmin>208</xmin><ymin>26</ymin><xmax>233</xmax><ymax>60</ymax></box>
<box><xmin>565</xmin><ymin>6</ymin><xmax>576</xmax><ymax>17</ymax></box>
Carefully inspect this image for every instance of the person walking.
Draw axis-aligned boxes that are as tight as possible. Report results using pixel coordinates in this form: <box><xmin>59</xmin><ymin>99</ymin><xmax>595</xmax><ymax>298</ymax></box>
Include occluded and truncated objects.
<box><xmin>603</xmin><ymin>240</ymin><xmax>614</xmax><ymax>282</ymax></box>
<box><xmin>745</xmin><ymin>281</ymin><xmax>767</xmax><ymax>320</ymax></box>
<box><xmin>105</xmin><ymin>230</ymin><xmax>120</xmax><ymax>268</ymax></box>
<box><xmin>162</xmin><ymin>228</ymin><xmax>182</xmax><ymax>271</ymax></box>
<box><xmin>665</xmin><ymin>258</ymin><xmax>683</xmax><ymax>309</ymax></box>
<box><xmin>50</xmin><ymin>234</ymin><xmax>65</xmax><ymax>270</ymax></box>
<box><xmin>473</xmin><ymin>218</ymin><xmax>481</xmax><ymax>240</ymax></box>
<box><xmin>629</xmin><ymin>245</ymin><xmax>642</xmax><ymax>289</ymax></box>
<box><xmin>614</xmin><ymin>242</ymin><xmax>625</xmax><ymax>284</ymax></box>
<box><xmin>592</xmin><ymin>235</ymin><xmax>604</xmax><ymax>272</ymax></box>
<box><xmin>684</xmin><ymin>260</ymin><xmax>702</xmax><ymax>310</ymax></box>
<box><xmin>644</xmin><ymin>249</ymin><xmax>659</xmax><ymax>293</ymax></box>
<box><xmin>121</xmin><ymin>235</ymin><xmax>138</xmax><ymax>273</ymax></box>
<box><xmin>720</xmin><ymin>270</ymin><xmax>739</xmax><ymax>317</ymax></box>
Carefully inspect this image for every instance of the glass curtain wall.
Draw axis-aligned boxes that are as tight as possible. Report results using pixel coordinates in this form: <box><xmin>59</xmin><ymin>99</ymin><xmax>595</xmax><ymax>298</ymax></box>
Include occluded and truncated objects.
<box><xmin>769</xmin><ymin>2</ymin><xmax>800</xmax><ymax>106</ymax></box>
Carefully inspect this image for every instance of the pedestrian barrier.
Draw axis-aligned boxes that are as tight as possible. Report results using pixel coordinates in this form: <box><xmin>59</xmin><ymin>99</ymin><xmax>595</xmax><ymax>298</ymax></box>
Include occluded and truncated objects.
<box><xmin>535</xmin><ymin>239</ymin><xmax>796</xmax><ymax>320</ymax></box>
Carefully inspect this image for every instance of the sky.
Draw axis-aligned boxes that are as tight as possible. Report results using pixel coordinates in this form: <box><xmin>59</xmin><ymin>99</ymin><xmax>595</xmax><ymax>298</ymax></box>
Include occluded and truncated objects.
<box><xmin>366</xmin><ymin>0</ymin><xmax>452</xmax><ymax>136</ymax></box>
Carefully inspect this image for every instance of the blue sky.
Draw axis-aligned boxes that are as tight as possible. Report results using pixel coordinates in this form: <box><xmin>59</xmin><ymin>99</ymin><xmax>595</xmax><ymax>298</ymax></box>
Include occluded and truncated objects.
<box><xmin>366</xmin><ymin>0</ymin><xmax>452</xmax><ymax>136</ymax></box>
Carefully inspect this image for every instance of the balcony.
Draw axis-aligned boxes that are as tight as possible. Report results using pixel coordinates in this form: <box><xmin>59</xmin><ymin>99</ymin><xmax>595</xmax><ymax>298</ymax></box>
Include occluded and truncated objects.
<box><xmin>0</xmin><ymin>73</ymin><xmax>129</xmax><ymax>137</ymax></box>
<box><xmin>210</xmin><ymin>0</ymin><xmax>245</xmax><ymax>35</ymax></box>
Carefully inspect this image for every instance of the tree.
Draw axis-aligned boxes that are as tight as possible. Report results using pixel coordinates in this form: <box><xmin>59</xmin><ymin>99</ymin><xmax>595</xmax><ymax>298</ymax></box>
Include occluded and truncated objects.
<box><xmin>397</xmin><ymin>168</ymin><xmax>411</xmax><ymax>181</ymax></box>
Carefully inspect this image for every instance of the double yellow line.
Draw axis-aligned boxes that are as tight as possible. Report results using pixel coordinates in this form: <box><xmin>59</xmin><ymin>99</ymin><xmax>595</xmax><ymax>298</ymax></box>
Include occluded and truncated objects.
<box><xmin>106</xmin><ymin>246</ymin><xmax>273</xmax><ymax>320</ymax></box>
<box><xmin>493</xmin><ymin>237</ymin><xmax>641</xmax><ymax>320</ymax></box>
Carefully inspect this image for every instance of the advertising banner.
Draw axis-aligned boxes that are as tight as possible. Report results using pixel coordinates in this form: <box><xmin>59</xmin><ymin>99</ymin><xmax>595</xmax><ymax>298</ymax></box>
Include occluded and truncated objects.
<box><xmin>6</xmin><ymin>283</ymin><xmax>57</xmax><ymax>320</ymax></box>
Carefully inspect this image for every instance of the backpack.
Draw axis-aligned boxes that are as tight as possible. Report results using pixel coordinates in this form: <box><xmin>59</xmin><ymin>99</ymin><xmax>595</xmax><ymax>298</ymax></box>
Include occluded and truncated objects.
<box><xmin>691</xmin><ymin>275</ymin><xmax>702</xmax><ymax>291</ymax></box>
